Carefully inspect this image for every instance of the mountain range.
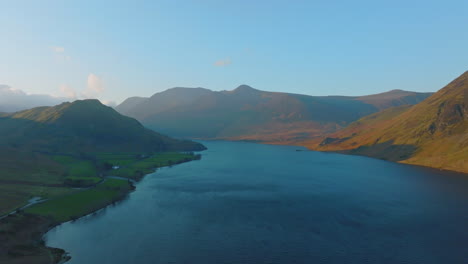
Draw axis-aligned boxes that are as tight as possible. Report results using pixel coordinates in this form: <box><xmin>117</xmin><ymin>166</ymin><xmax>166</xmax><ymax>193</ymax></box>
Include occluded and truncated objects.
<box><xmin>0</xmin><ymin>99</ymin><xmax>205</xmax><ymax>153</ymax></box>
<box><xmin>2</xmin><ymin>72</ymin><xmax>465</xmax><ymax>173</ymax></box>
<box><xmin>116</xmin><ymin>86</ymin><xmax>432</xmax><ymax>142</ymax></box>
<box><xmin>303</xmin><ymin>71</ymin><xmax>468</xmax><ymax>173</ymax></box>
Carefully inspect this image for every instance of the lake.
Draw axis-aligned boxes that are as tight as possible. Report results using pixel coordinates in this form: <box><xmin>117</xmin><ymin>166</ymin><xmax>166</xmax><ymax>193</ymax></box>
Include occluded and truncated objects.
<box><xmin>45</xmin><ymin>141</ymin><xmax>468</xmax><ymax>264</ymax></box>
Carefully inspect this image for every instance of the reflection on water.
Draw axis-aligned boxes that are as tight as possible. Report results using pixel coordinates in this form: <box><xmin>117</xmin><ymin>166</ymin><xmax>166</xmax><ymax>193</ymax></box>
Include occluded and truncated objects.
<box><xmin>46</xmin><ymin>141</ymin><xmax>468</xmax><ymax>264</ymax></box>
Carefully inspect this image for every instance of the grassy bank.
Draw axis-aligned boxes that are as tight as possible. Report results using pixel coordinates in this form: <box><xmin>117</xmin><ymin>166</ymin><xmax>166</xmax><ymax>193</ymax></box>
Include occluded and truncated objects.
<box><xmin>25</xmin><ymin>179</ymin><xmax>132</xmax><ymax>222</ymax></box>
<box><xmin>0</xmin><ymin>151</ymin><xmax>201</xmax><ymax>264</ymax></box>
<box><xmin>106</xmin><ymin>152</ymin><xmax>200</xmax><ymax>180</ymax></box>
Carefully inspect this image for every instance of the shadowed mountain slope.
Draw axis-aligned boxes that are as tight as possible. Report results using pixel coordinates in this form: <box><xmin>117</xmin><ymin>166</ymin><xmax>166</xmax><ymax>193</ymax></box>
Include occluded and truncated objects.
<box><xmin>304</xmin><ymin>71</ymin><xmax>468</xmax><ymax>173</ymax></box>
<box><xmin>0</xmin><ymin>99</ymin><xmax>206</xmax><ymax>153</ymax></box>
<box><xmin>113</xmin><ymin>96</ymin><xmax>148</xmax><ymax>115</ymax></box>
<box><xmin>116</xmin><ymin>86</ymin><xmax>432</xmax><ymax>142</ymax></box>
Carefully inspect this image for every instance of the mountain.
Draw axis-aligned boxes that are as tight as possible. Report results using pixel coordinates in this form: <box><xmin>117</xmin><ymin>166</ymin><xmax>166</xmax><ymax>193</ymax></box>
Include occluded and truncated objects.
<box><xmin>304</xmin><ymin>71</ymin><xmax>468</xmax><ymax>173</ymax></box>
<box><xmin>116</xmin><ymin>87</ymin><xmax>212</xmax><ymax>120</ymax></box>
<box><xmin>114</xmin><ymin>96</ymin><xmax>148</xmax><ymax>114</ymax></box>
<box><xmin>116</xmin><ymin>86</ymin><xmax>432</xmax><ymax>142</ymax></box>
<box><xmin>0</xmin><ymin>99</ymin><xmax>206</xmax><ymax>153</ymax></box>
<box><xmin>357</xmin><ymin>89</ymin><xmax>434</xmax><ymax>110</ymax></box>
<box><xmin>0</xmin><ymin>84</ymin><xmax>69</xmax><ymax>112</ymax></box>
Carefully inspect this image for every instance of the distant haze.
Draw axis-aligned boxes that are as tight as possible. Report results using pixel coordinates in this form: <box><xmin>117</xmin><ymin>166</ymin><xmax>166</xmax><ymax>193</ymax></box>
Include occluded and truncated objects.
<box><xmin>0</xmin><ymin>85</ymin><xmax>69</xmax><ymax>112</ymax></box>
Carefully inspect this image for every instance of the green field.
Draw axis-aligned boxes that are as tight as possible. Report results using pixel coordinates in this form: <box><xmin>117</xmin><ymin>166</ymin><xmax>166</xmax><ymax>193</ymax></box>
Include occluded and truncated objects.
<box><xmin>0</xmin><ymin>150</ymin><xmax>200</xmax><ymax>217</ymax></box>
<box><xmin>52</xmin><ymin>155</ymin><xmax>98</xmax><ymax>177</ymax></box>
<box><xmin>0</xmin><ymin>184</ymin><xmax>76</xmax><ymax>216</ymax></box>
<box><xmin>25</xmin><ymin>179</ymin><xmax>132</xmax><ymax>222</ymax></box>
<box><xmin>105</xmin><ymin>152</ymin><xmax>201</xmax><ymax>180</ymax></box>
<box><xmin>21</xmin><ymin>152</ymin><xmax>200</xmax><ymax>221</ymax></box>
<box><xmin>64</xmin><ymin>176</ymin><xmax>102</xmax><ymax>187</ymax></box>
<box><xmin>94</xmin><ymin>152</ymin><xmax>143</xmax><ymax>166</ymax></box>
<box><xmin>0</xmin><ymin>149</ymin><xmax>71</xmax><ymax>215</ymax></box>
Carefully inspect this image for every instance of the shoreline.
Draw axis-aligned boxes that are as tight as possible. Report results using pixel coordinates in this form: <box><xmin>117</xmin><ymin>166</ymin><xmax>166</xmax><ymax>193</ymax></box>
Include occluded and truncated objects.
<box><xmin>198</xmin><ymin>138</ymin><xmax>467</xmax><ymax>175</ymax></box>
<box><xmin>244</xmin><ymin>139</ymin><xmax>468</xmax><ymax>176</ymax></box>
<box><xmin>44</xmin><ymin>161</ymin><xmax>196</xmax><ymax>264</ymax></box>
<box><xmin>43</xmin><ymin>186</ymin><xmax>134</xmax><ymax>263</ymax></box>
<box><xmin>313</xmin><ymin>148</ymin><xmax>468</xmax><ymax>176</ymax></box>
<box><xmin>0</xmin><ymin>155</ymin><xmax>201</xmax><ymax>264</ymax></box>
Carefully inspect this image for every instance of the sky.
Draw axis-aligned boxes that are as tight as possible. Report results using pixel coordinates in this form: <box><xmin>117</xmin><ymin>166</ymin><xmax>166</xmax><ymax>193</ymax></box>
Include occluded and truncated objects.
<box><xmin>1</xmin><ymin>0</ymin><xmax>467</xmax><ymax>104</ymax></box>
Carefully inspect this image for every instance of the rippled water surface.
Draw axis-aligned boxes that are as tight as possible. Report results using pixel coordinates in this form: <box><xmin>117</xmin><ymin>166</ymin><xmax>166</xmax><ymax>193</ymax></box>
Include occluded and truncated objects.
<box><xmin>46</xmin><ymin>141</ymin><xmax>468</xmax><ymax>264</ymax></box>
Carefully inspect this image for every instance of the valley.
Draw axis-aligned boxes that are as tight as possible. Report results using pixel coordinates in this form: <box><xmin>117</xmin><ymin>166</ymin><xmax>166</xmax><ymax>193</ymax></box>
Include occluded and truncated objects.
<box><xmin>0</xmin><ymin>100</ymin><xmax>204</xmax><ymax>264</ymax></box>
<box><xmin>2</xmin><ymin>3</ymin><xmax>467</xmax><ymax>264</ymax></box>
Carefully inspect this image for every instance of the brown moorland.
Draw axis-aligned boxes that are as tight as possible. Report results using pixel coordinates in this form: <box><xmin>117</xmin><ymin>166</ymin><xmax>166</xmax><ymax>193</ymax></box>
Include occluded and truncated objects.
<box><xmin>303</xmin><ymin>71</ymin><xmax>468</xmax><ymax>174</ymax></box>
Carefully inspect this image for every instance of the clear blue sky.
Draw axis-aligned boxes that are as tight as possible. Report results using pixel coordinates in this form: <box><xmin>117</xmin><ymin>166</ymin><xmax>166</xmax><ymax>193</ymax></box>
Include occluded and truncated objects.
<box><xmin>1</xmin><ymin>0</ymin><xmax>467</xmax><ymax>104</ymax></box>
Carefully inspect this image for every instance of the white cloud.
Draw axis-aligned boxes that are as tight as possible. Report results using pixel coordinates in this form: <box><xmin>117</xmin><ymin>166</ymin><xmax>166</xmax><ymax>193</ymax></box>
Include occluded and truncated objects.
<box><xmin>0</xmin><ymin>84</ymin><xmax>25</xmax><ymax>96</ymax></box>
<box><xmin>214</xmin><ymin>58</ymin><xmax>232</xmax><ymax>67</ymax></box>
<box><xmin>87</xmin><ymin>74</ymin><xmax>104</xmax><ymax>92</ymax></box>
<box><xmin>0</xmin><ymin>84</ymin><xmax>68</xmax><ymax>112</ymax></box>
<box><xmin>82</xmin><ymin>73</ymin><xmax>105</xmax><ymax>98</ymax></box>
<box><xmin>57</xmin><ymin>74</ymin><xmax>107</xmax><ymax>101</ymax></box>
<box><xmin>0</xmin><ymin>73</ymin><xmax>115</xmax><ymax>112</ymax></box>
<box><xmin>59</xmin><ymin>84</ymin><xmax>77</xmax><ymax>99</ymax></box>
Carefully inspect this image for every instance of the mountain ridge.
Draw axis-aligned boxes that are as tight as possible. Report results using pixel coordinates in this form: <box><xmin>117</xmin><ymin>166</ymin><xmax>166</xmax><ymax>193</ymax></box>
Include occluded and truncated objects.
<box><xmin>303</xmin><ymin>71</ymin><xmax>468</xmax><ymax>173</ymax></box>
<box><xmin>0</xmin><ymin>99</ymin><xmax>206</xmax><ymax>153</ymax></box>
<box><xmin>116</xmin><ymin>86</ymin><xmax>433</xmax><ymax>142</ymax></box>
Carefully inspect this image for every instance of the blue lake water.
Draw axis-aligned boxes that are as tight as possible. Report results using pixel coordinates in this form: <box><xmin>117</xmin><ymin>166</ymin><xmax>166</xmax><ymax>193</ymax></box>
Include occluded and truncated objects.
<box><xmin>45</xmin><ymin>141</ymin><xmax>468</xmax><ymax>264</ymax></box>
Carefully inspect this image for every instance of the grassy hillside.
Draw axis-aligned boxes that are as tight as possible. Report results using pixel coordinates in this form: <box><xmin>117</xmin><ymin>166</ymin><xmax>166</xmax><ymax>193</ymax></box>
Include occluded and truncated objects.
<box><xmin>0</xmin><ymin>99</ymin><xmax>205</xmax><ymax>216</ymax></box>
<box><xmin>116</xmin><ymin>85</ymin><xmax>432</xmax><ymax>142</ymax></box>
<box><xmin>0</xmin><ymin>100</ymin><xmax>206</xmax><ymax>263</ymax></box>
<box><xmin>304</xmin><ymin>71</ymin><xmax>468</xmax><ymax>173</ymax></box>
<box><xmin>0</xmin><ymin>151</ymin><xmax>201</xmax><ymax>264</ymax></box>
<box><xmin>0</xmin><ymin>99</ymin><xmax>205</xmax><ymax>153</ymax></box>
